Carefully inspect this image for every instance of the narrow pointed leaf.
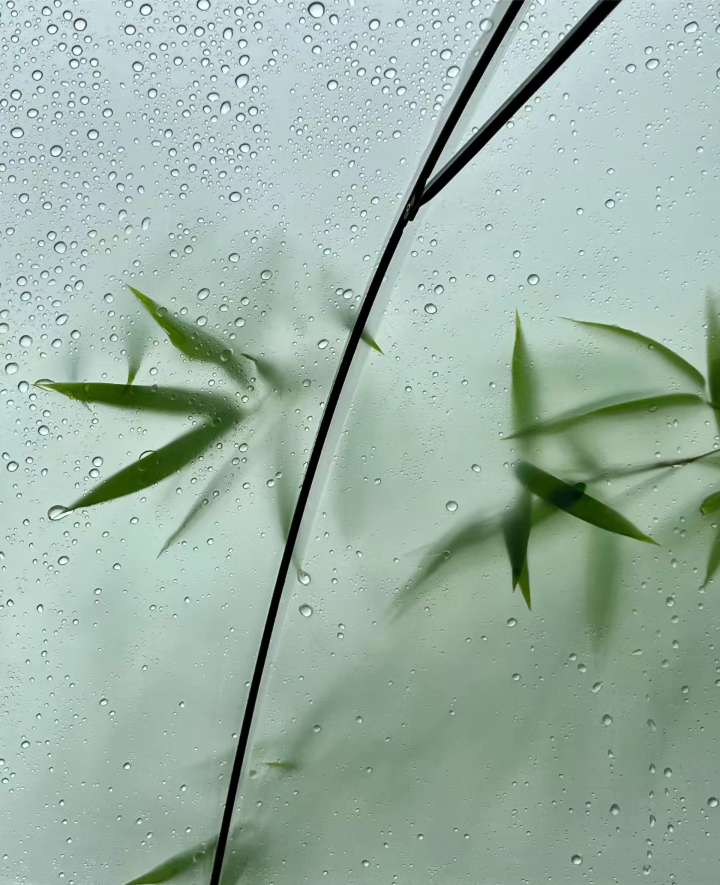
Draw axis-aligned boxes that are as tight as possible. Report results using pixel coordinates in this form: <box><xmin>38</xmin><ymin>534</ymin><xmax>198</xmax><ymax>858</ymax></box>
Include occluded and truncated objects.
<box><xmin>585</xmin><ymin>531</ymin><xmax>620</xmax><ymax>651</ymax></box>
<box><xmin>567</xmin><ymin>318</ymin><xmax>705</xmax><ymax>389</ymax></box>
<box><xmin>511</xmin><ymin>312</ymin><xmax>538</xmax><ymax>443</ymax></box>
<box><xmin>507</xmin><ymin>393</ymin><xmax>704</xmax><ymax>440</ymax></box>
<box><xmin>515</xmin><ymin>460</ymin><xmax>657</xmax><ymax>545</ymax></box>
<box><xmin>361</xmin><ymin>329</ymin><xmax>383</xmax><ymax>353</ymax></box>
<box><xmin>122</xmin><ymin>836</ymin><xmax>217</xmax><ymax>885</ymax></box>
<box><xmin>36</xmin><ymin>381</ymin><xmax>238</xmax><ymax>419</ymax></box>
<box><xmin>706</xmin><ymin>291</ymin><xmax>720</xmax><ymax>430</ymax></box>
<box><xmin>68</xmin><ymin>420</ymin><xmax>231</xmax><ymax>511</ymax></box>
<box><xmin>700</xmin><ymin>490</ymin><xmax>720</xmax><ymax>516</ymax></box>
<box><xmin>159</xmin><ymin>453</ymin><xmax>240</xmax><ymax>555</ymax></box>
<box><xmin>502</xmin><ymin>492</ymin><xmax>532</xmax><ymax>607</ymax></box>
<box><xmin>126</xmin><ymin>322</ymin><xmax>147</xmax><ymax>385</ymax></box>
<box><xmin>703</xmin><ymin>525</ymin><xmax>720</xmax><ymax>587</ymax></box>
<box><xmin>129</xmin><ymin>286</ymin><xmax>252</xmax><ymax>386</ymax></box>
<box><xmin>517</xmin><ymin>560</ymin><xmax>531</xmax><ymax>610</ymax></box>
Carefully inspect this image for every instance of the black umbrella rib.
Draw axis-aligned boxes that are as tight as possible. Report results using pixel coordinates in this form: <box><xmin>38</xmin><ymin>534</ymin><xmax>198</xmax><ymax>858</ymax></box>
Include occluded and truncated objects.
<box><xmin>208</xmin><ymin>2</ymin><xmax>621</xmax><ymax>882</ymax></box>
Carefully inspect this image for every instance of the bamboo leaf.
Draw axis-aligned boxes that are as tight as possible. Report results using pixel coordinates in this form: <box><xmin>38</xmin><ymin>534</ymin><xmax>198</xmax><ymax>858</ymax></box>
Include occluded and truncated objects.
<box><xmin>126</xmin><ymin>321</ymin><xmax>147</xmax><ymax>385</ymax></box>
<box><xmin>706</xmin><ymin>290</ymin><xmax>720</xmax><ymax>431</ymax></box>
<box><xmin>701</xmin><ymin>490</ymin><xmax>720</xmax><ymax>516</ymax></box>
<box><xmin>507</xmin><ymin>393</ymin><xmax>704</xmax><ymax>440</ymax></box>
<box><xmin>567</xmin><ymin>318</ymin><xmax>705</xmax><ymax>389</ymax></box>
<box><xmin>515</xmin><ymin>461</ymin><xmax>658</xmax><ymax>545</ymax></box>
<box><xmin>361</xmin><ymin>329</ymin><xmax>383</xmax><ymax>354</ymax></box>
<box><xmin>122</xmin><ymin>836</ymin><xmax>217</xmax><ymax>885</ymax></box>
<box><xmin>703</xmin><ymin>525</ymin><xmax>720</xmax><ymax>587</ymax></box>
<box><xmin>502</xmin><ymin>492</ymin><xmax>532</xmax><ymax>609</ymax></box>
<box><xmin>35</xmin><ymin>381</ymin><xmax>238</xmax><ymax>419</ymax></box>
<box><xmin>511</xmin><ymin>312</ymin><xmax>538</xmax><ymax>441</ymax></box>
<box><xmin>67</xmin><ymin>419</ymin><xmax>232</xmax><ymax>511</ymax></box>
<box><xmin>585</xmin><ymin>531</ymin><xmax>620</xmax><ymax>651</ymax></box>
<box><xmin>129</xmin><ymin>286</ymin><xmax>252</xmax><ymax>386</ymax></box>
<box><xmin>159</xmin><ymin>453</ymin><xmax>240</xmax><ymax>555</ymax></box>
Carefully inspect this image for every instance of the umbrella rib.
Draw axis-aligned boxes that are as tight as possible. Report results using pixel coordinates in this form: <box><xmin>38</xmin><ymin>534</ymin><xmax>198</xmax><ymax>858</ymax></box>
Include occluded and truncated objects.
<box><xmin>208</xmin><ymin>2</ymin><xmax>620</xmax><ymax>881</ymax></box>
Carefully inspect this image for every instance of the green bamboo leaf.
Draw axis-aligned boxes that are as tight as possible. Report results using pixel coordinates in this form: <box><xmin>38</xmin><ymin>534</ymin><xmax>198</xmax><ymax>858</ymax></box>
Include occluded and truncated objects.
<box><xmin>502</xmin><ymin>492</ymin><xmax>532</xmax><ymax>609</ymax></box>
<box><xmin>159</xmin><ymin>453</ymin><xmax>240</xmax><ymax>555</ymax></box>
<box><xmin>67</xmin><ymin>419</ymin><xmax>232</xmax><ymax>511</ymax></box>
<box><xmin>511</xmin><ymin>312</ymin><xmax>538</xmax><ymax>440</ymax></box>
<box><xmin>35</xmin><ymin>381</ymin><xmax>237</xmax><ymax>418</ymax></box>
<box><xmin>700</xmin><ymin>490</ymin><xmax>720</xmax><ymax>516</ymax></box>
<box><xmin>566</xmin><ymin>318</ymin><xmax>705</xmax><ymax>389</ymax></box>
<box><xmin>128</xmin><ymin>286</ymin><xmax>252</xmax><ymax>386</ymax></box>
<box><xmin>585</xmin><ymin>531</ymin><xmax>620</xmax><ymax>651</ymax></box>
<box><xmin>361</xmin><ymin>329</ymin><xmax>383</xmax><ymax>354</ymax></box>
<box><xmin>507</xmin><ymin>393</ymin><xmax>704</xmax><ymax>440</ymax></box>
<box><xmin>126</xmin><ymin>320</ymin><xmax>147</xmax><ymax>385</ymax></box>
<box><xmin>703</xmin><ymin>525</ymin><xmax>720</xmax><ymax>587</ymax></box>
<box><xmin>515</xmin><ymin>460</ymin><xmax>658</xmax><ymax>545</ymax></box>
<box><xmin>122</xmin><ymin>836</ymin><xmax>217</xmax><ymax>885</ymax></box>
<box><xmin>265</xmin><ymin>760</ymin><xmax>300</xmax><ymax>772</ymax></box>
<box><xmin>706</xmin><ymin>291</ymin><xmax>720</xmax><ymax>431</ymax></box>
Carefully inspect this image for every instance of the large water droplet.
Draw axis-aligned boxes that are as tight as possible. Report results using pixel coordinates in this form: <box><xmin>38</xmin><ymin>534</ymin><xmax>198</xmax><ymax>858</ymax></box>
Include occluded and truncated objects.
<box><xmin>308</xmin><ymin>2</ymin><xmax>325</xmax><ymax>17</ymax></box>
<box><xmin>48</xmin><ymin>505</ymin><xmax>69</xmax><ymax>521</ymax></box>
<box><xmin>708</xmin><ymin>797</ymin><xmax>719</xmax><ymax>808</ymax></box>
<box><xmin>445</xmin><ymin>500</ymin><xmax>458</xmax><ymax>512</ymax></box>
<box><xmin>684</xmin><ymin>20</ymin><xmax>698</xmax><ymax>33</ymax></box>
<box><xmin>73</xmin><ymin>17</ymin><xmax>87</xmax><ymax>31</ymax></box>
<box><xmin>235</xmin><ymin>74</ymin><xmax>249</xmax><ymax>89</ymax></box>
<box><xmin>297</xmin><ymin>569</ymin><xmax>311</xmax><ymax>585</ymax></box>
<box><xmin>10</xmin><ymin>127</ymin><xmax>24</xmax><ymax>139</ymax></box>
<box><xmin>424</xmin><ymin>303</ymin><xmax>437</xmax><ymax>315</ymax></box>
<box><xmin>5</xmin><ymin>362</ymin><xmax>19</xmax><ymax>375</ymax></box>
<box><xmin>527</xmin><ymin>273</ymin><xmax>539</xmax><ymax>286</ymax></box>
<box><xmin>571</xmin><ymin>854</ymin><xmax>583</xmax><ymax>866</ymax></box>
<box><xmin>299</xmin><ymin>603</ymin><xmax>313</xmax><ymax>617</ymax></box>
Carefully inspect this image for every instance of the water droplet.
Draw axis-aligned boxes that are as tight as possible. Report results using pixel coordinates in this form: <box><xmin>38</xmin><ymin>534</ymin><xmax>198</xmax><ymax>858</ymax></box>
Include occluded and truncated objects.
<box><xmin>7</xmin><ymin>461</ymin><xmax>19</xmax><ymax>472</ymax></box>
<box><xmin>50</xmin><ymin>145</ymin><xmax>63</xmax><ymax>157</ymax></box>
<box><xmin>53</xmin><ymin>241</ymin><xmax>67</xmax><ymax>254</ymax></box>
<box><xmin>308</xmin><ymin>2</ymin><xmax>325</xmax><ymax>18</ymax></box>
<box><xmin>605</xmin><ymin>198</ymin><xmax>615</xmax><ymax>209</ymax></box>
<box><xmin>87</xmin><ymin>129</ymin><xmax>99</xmax><ymax>140</ymax></box>
<box><xmin>592</xmin><ymin>681</ymin><xmax>603</xmax><ymax>693</ymax></box>
<box><xmin>299</xmin><ymin>603</ymin><xmax>313</xmax><ymax>617</ymax></box>
<box><xmin>235</xmin><ymin>74</ymin><xmax>249</xmax><ymax>89</ymax></box>
<box><xmin>602</xmin><ymin>713</ymin><xmax>613</xmax><ymax>725</ymax></box>
<box><xmin>58</xmin><ymin>555</ymin><xmax>69</xmax><ymax>566</ymax></box>
<box><xmin>446</xmin><ymin>65</ymin><xmax>460</xmax><ymax>78</ymax></box>
<box><xmin>197</xmin><ymin>0</ymin><xmax>211</xmax><ymax>9</ymax></box>
<box><xmin>312</xmin><ymin>723</ymin><xmax>321</xmax><ymax>733</ymax></box>
<box><xmin>479</xmin><ymin>17</ymin><xmax>493</xmax><ymax>32</ymax></box>
<box><xmin>73</xmin><ymin>17</ymin><xmax>87</xmax><ymax>31</ymax></box>
<box><xmin>19</xmin><ymin>334</ymin><xmax>32</xmax><ymax>347</ymax></box>
<box><xmin>21</xmin><ymin>739</ymin><xmax>30</xmax><ymax>749</ymax></box>
<box><xmin>229</xmin><ymin>191</ymin><xmax>241</xmax><ymax>202</ymax></box>
<box><xmin>38</xmin><ymin>425</ymin><xmax>49</xmax><ymax>436</ymax></box>
<box><xmin>260</xmin><ymin>269</ymin><xmax>272</xmax><ymax>281</ymax></box>
<box><xmin>527</xmin><ymin>273</ymin><xmax>539</xmax><ymax>286</ymax></box>
<box><xmin>645</xmin><ymin>57</ymin><xmax>659</xmax><ymax>70</ymax></box>
<box><xmin>445</xmin><ymin>500</ymin><xmax>458</xmax><ymax>512</ymax></box>
<box><xmin>684</xmin><ymin>20</ymin><xmax>698</xmax><ymax>33</ymax></box>
<box><xmin>471</xmin><ymin>463</ymin><xmax>481</xmax><ymax>473</ymax></box>
<box><xmin>10</xmin><ymin>127</ymin><xmax>24</xmax><ymax>139</ymax></box>
<box><xmin>424</xmin><ymin>303</ymin><xmax>437</xmax><ymax>315</ymax></box>
<box><xmin>317</xmin><ymin>339</ymin><xmax>329</xmax><ymax>349</ymax></box>
<box><xmin>140</xmin><ymin>3</ymin><xmax>153</xmax><ymax>14</ymax></box>
<box><xmin>123</xmin><ymin>762</ymin><xmax>132</xmax><ymax>770</ymax></box>
<box><xmin>99</xmin><ymin>697</ymin><xmax>108</xmax><ymax>706</ymax></box>
<box><xmin>327</xmin><ymin>79</ymin><xmax>338</xmax><ymax>91</ymax></box>
<box><xmin>297</xmin><ymin>569</ymin><xmax>311</xmax><ymax>585</ymax></box>
<box><xmin>369</xmin><ymin>18</ymin><xmax>380</xmax><ymax>30</ymax></box>
<box><xmin>708</xmin><ymin>797</ymin><xmax>719</xmax><ymax>808</ymax></box>
<box><xmin>610</xmin><ymin>803</ymin><xmax>620</xmax><ymax>815</ymax></box>
<box><xmin>507</xmin><ymin>617</ymin><xmax>517</xmax><ymax>627</ymax></box>
<box><xmin>571</xmin><ymin>854</ymin><xmax>583</xmax><ymax>866</ymax></box>
<box><xmin>220</xmin><ymin>349</ymin><xmax>232</xmax><ymax>363</ymax></box>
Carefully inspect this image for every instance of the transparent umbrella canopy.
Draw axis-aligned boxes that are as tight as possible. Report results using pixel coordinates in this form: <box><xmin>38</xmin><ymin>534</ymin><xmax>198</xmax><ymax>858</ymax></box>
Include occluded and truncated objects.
<box><xmin>2</xmin><ymin>1</ymin><xmax>720</xmax><ymax>883</ymax></box>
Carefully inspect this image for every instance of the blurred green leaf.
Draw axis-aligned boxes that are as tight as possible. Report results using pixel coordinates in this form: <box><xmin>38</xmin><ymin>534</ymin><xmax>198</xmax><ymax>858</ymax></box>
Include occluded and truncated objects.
<box><xmin>159</xmin><ymin>453</ymin><xmax>240</xmax><ymax>555</ymax></box>
<box><xmin>503</xmin><ymin>493</ymin><xmax>532</xmax><ymax>609</ymax></box>
<box><xmin>585</xmin><ymin>531</ymin><xmax>620</xmax><ymax>651</ymax></box>
<box><xmin>36</xmin><ymin>381</ymin><xmax>237</xmax><ymax>418</ymax></box>
<box><xmin>567</xmin><ymin>318</ymin><xmax>705</xmax><ymax>389</ymax></box>
<box><xmin>511</xmin><ymin>311</ymin><xmax>538</xmax><ymax>443</ymax></box>
<box><xmin>515</xmin><ymin>461</ymin><xmax>658</xmax><ymax>545</ymax></box>
<box><xmin>129</xmin><ymin>286</ymin><xmax>252</xmax><ymax>387</ymax></box>
<box><xmin>361</xmin><ymin>329</ymin><xmax>383</xmax><ymax>354</ymax></box>
<box><xmin>67</xmin><ymin>419</ymin><xmax>232</xmax><ymax>511</ymax></box>
<box><xmin>126</xmin><ymin>320</ymin><xmax>147</xmax><ymax>385</ymax></box>
<box><xmin>706</xmin><ymin>290</ymin><xmax>720</xmax><ymax>432</ymax></box>
<box><xmin>122</xmin><ymin>836</ymin><xmax>217</xmax><ymax>885</ymax></box>
<box><xmin>265</xmin><ymin>760</ymin><xmax>300</xmax><ymax>772</ymax></box>
<box><xmin>703</xmin><ymin>525</ymin><xmax>720</xmax><ymax>587</ymax></box>
<box><xmin>700</xmin><ymin>490</ymin><xmax>720</xmax><ymax>516</ymax></box>
<box><xmin>507</xmin><ymin>393</ymin><xmax>704</xmax><ymax>440</ymax></box>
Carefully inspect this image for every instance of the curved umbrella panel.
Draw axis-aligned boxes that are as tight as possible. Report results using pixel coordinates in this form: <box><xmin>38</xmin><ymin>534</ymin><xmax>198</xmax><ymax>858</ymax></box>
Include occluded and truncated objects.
<box><xmin>219</xmin><ymin>5</ymin><xmax>720</xmax><ymax>885</ymax></box>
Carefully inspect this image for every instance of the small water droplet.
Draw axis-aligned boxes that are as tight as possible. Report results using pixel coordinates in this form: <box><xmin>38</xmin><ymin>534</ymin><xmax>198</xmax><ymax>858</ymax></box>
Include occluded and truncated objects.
<box><xmin>229</xmin><ymin>191</ymin><xmax>241</xmax><ymax>203</ymax></box>
<box><xmin>610</xmin><ymin>803</ymin><xmax>620</xmax><ymax>815</ymax></box>
<box><xmin>50</xmin><ymin>145</ymin><xmax>63</xmax><ymax>157</ymax></box>
<box><xmin>507</xmin><ymin>617</ymin><xmax>517</xmax><ymax>627</ymax></box>
<box><xmin>605</xmin><ymin>198</ymin><xmax>615</xmax><ymax>209</ymax></box>
<box><xmin>297</xmin><ymin>569</ymin><xmax>311</xmax><ymax>585</ymax></box>
<box><xmin>592</xmin><ymin>681</ymin><xmax>603</xmax><ymax>693</ymax></box>
<box><xmin>424</xmin><ymin>303</ymin><xmax>437</xmax><ymax>314</ymax></box>
<box><xmin>19</xmin><ymin>334</ymin><xmax>32</xmax><ymax>347</ymax></box>
<box><xmin>10</xmin><ymin>127</ymin><xmax>24</xmax><ymax>139</ymax></box>
<box><xmin>527</xmin><ymin>273</ymin><xmax>539</xmax><ymax>286</ymax></box>
<box><xmin>326</xmin><ymin>79</ymin><xmax>338</xmax><ymax>91</ymax></box>
<box><xmin>317</xmin><ymin>339</ymin><xmax>329</xmax><ymax>349</ymax></box>
<box><xmin>235</xmin><ymin>74</ymin><xmax>249</xmax><ymax>89</ymax></box>
<box><xmin>140</xmin><ymin>3</ymin><xmax>153</xmax><ymax>14</ymax></box>
<box><xmin>602</xmin><ymin>713</ymin><xmax>613</xmax><ymax>725</ymax></box>
<box><xmin>645</xmin><ymin>57</ymin><xmax>659</xmax><ymax>70</ymax></box>
<box><xmin>21</xmin><ymin>739</ymin><xmax>30</xmax><ymax>749</ymax></box>
<box><xmin>197</xmin><ymin>287</ymin><xmax>210</xmax><ymax>301</ymax></box>
<box><xmin>471</xmin><ymin>463</ymin><xmax>481</xmax><ymax>473</ymax></box>
<box><xmin>99</xmin><ymin>697</ymin><xmax>108</xmax><ymax>706</ymax></box>
<box><xmin>7</xmin><ymin>461</ymin><xmax>19</xmax><ymax>472</ymax></box>
<box><xmin>73</xmin><ymin>17</ymin><xmax>87</xmax><ymax>31</ymax></box>
<box><xmin>369</xmin><ymin>19</ymin><xmax>380</xmax><ymax>30</ymax></box>
<box><xmin>445</xmin><ymin>500</ymin><xmax>458</xmax><ymax>512</ymax></box>
<box><xmin>571</xmin><ymin>854</ymin><xmax>583</xmax><ymax>866</ymax></box>
<box><xmin>709</xmin><ymin>797</ymin><xmax>719</xmax><ymax>808</ymax></box>
<box><xmin>123</xmin><ymin>762</ymin><xmax>132</xmax><ymax>770</ymax></box>
<box><xmin>684</xmin><ymin>20</ymin><xmax>698</xmax><ymax>33</ymax></box>
<box><xmin>299</xmin><ymin>603</ymin><xmax>313</xmax><ymax>617</ymax></box>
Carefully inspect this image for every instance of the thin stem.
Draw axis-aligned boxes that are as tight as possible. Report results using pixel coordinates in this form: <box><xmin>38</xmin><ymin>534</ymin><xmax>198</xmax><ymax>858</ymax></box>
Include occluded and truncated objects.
<box><xmin>586</xmin><ymin>447</ymin><xmax>720</xmax><ymax>484</ymax></box>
